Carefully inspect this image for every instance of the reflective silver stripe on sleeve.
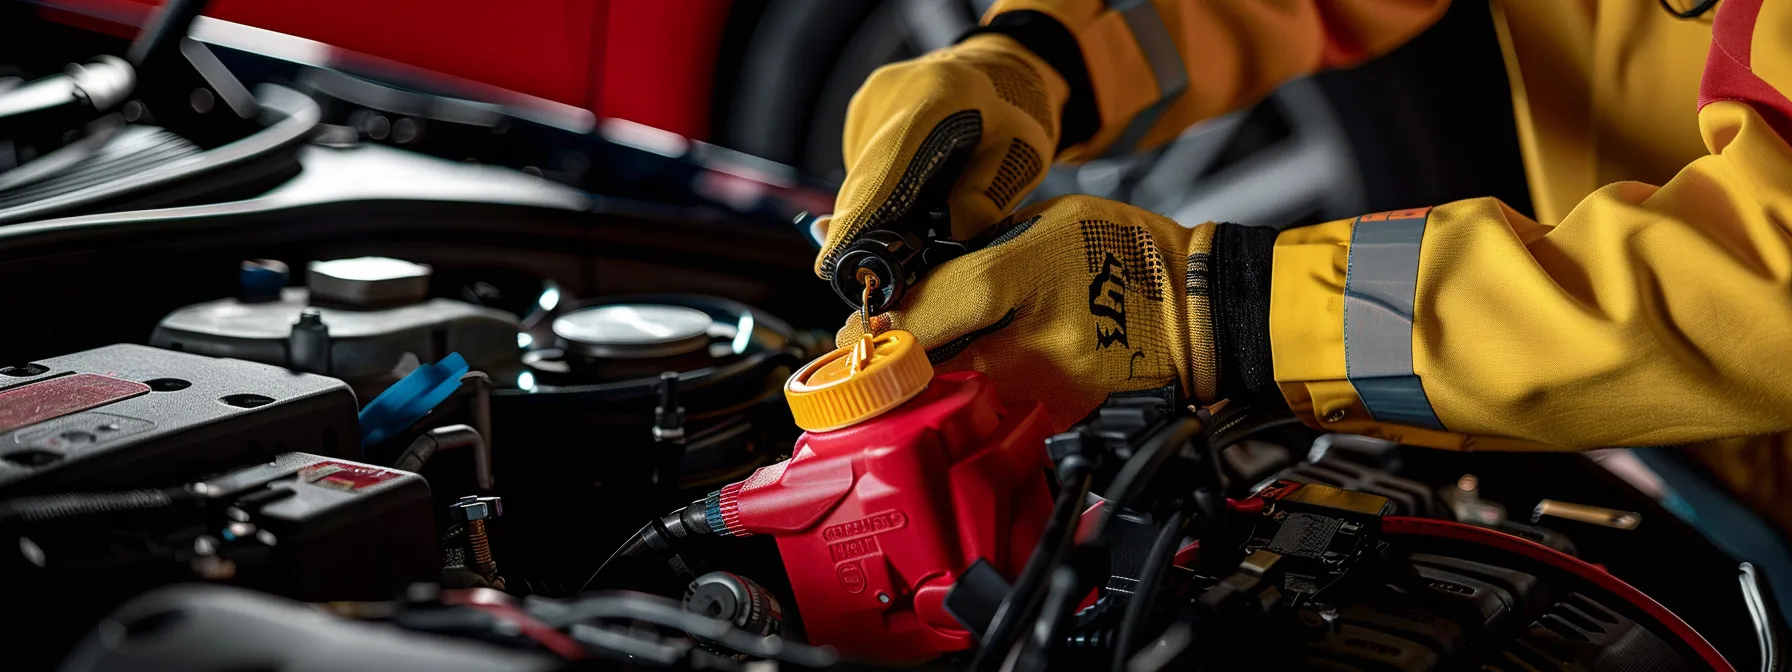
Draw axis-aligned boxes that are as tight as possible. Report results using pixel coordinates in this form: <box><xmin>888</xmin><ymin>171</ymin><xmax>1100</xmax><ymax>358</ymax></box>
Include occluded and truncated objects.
<box><xmin>1104</xmin><ymin>0</ymin><xmax>1188</xmax><ymax>157</ymax></box>
<box><xmin>1344</xmin><ymin>210</ymin><xmax>1445</xmax><ymax>430</ymax></box>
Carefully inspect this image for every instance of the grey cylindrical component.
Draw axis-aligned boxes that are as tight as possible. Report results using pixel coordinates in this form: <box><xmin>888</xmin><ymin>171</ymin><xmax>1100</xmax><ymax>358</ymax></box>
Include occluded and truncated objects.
<box><xmin>433</xmin><ymin>424</ymin><xmax>492</xmax><ymax>491</ymax></box>
<box><xmin>461</xmin><ymin>372</ymin><xmax>495</xmax><ymax>490</ymax></box>
<box><xmin>288</xmin><ymin>309</ymin><xmax>331</xmax><ymax>374</ymax></box>
<box><xmin>552</xmin><ymin>304</ymin><xmax>713</xmax><ymax>358</ymax></box>
<box><xmin>683</xmin><ymin>572</ymin><xmax>782</xmax><ymax>641</ymax></box>
<box><xmin>66</xmin><ymin>56</ymin><xmax>136</xmax><ymax>111</ymax></box>
<box><xmin>307</xmin><ymin>257</ymin><xmax>432</xmax><ymax>307</ymax></box>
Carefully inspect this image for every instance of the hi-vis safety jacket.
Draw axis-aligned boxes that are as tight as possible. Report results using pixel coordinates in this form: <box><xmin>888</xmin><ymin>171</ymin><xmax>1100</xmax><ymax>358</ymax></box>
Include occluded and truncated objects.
<box><xmin>986</xmin><ymin>0</ymin><xmax>1792</xmax><ymax>452</ymax></box>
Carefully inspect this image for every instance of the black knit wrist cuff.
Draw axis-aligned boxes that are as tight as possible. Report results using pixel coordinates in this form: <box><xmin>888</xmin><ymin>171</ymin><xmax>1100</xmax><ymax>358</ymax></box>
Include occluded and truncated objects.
<box><xmin>1210</xmin><ymin>224</ymin><xmax>1281</xmax><ymax>408</ymax></box>
<box><xmin>962</xmin><ymin>11</ymin><xmax>1099</xmax><ymax>151</ymax></box>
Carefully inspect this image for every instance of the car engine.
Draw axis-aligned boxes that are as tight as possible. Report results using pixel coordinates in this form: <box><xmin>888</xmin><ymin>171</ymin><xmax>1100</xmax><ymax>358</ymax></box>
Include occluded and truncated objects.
<box><xmin>0</xmin><ymin>1</ymin><xmax>1784</xmax><ymax>671</ymax></box>
<box><xmin>1</xmin><ymin>262</ymin><xmax>1781</xmax><ymax>671</ymax></box>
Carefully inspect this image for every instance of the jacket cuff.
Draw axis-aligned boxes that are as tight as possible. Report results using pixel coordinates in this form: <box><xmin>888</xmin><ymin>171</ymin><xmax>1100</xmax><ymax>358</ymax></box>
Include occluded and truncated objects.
<box><xmin>1211</xmin><ymin>224</ymin><xmax>1280</xmax><ymax>407</ymax></box>
<box><xmin>1269</xmin><ymin>219</ymin><xmax>1357</xmax><ymax>431</ymax></box>
<box><xmin>980</xmin><ymin>0</ymin><xmax>1165</xmax><ymax>161</ymax></box>
<box><xmin>1270</xmin><ymin>217</ymin><xmax>1536</xmax><ymax>449</ymax></box>
<box><xmin>967</xmin><ymin>11</ymin><xmax>1099</xmax><ymax>151</ymax></box>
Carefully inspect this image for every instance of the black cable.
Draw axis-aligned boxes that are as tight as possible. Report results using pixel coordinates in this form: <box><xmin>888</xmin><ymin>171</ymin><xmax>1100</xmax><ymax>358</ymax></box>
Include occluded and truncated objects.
<box><xmin>1207</xmin><ymin>415</ymin><xmax>1303</xmax><ymax>453</ymax></box>
<box><xmin>1095</xmin><ymin>418</ymin><xmax>1204</xmax><ymax>535</ymax></box>
<box><xmin>0</xmin><ymin>488</ymin><xmax>184</xmax><ymax>526</ymax></box>
<box><xmin>1012</xmin><ymin>566</ymin><xmax>1085</xmax><ymax>672</ymax></box>
<box><xmin>1111</xmin><ymin>509</ymin><xmax>1187</xmax><ymax>672</ymax></box>
<box><xmin>578</xmin><ymin>499</ymin><xmax>720</xmax><ymax>594</ymax></box>
<box><xmin>564</xmin><ymin>623</ymin><xmax>698</xmax><ymax>668</ymax></box>
<box><xmin>981</xmin><ymin>416</ymin><xmax>1205</xmax><ymax>669</ymax></box>
<box><xmin>539</xmin><ymin>591</ymin><xmax>839</xmax><ymax>668</ymax></box>
<box><xmin>577</xmin><ymin>522</ymin><xmax>652</xmax><ymax>594</ymax></box>
<box><xmin>126</xmin><ymin>0</ymin><xmax>210</xmax><ymax>69</ymax></box>
<box><xmin>1658</xmin><ymin>0</ymin><xmax>1719</xmax><ymax>19</ymax></box>
<box><xmin>974</xmin><ymin>462</ymin><xmax>1095</xmax><ymax>670</ymax></box>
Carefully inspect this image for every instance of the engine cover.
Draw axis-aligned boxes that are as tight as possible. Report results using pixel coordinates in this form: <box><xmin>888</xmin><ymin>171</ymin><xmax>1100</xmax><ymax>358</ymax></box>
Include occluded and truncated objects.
<box><xmin>0</xmin><ymin>344</ymin><xmax>359</xmax><ymax>495</ymax></box>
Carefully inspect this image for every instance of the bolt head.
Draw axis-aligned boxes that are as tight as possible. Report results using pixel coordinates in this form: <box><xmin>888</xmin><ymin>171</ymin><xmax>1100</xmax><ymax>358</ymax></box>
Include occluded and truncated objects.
<box><xmin>450</xmin><ymin>495</ymin><xmax>503</xmax><ymax>521</ymax></box>
<box><xmin>451</xmin><ymin>501</ymin><xmax>489</xmax><ymax>521</ymax></box>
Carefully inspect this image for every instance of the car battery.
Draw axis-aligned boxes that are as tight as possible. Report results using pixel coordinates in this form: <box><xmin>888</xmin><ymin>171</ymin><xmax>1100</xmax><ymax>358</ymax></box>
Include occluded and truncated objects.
<box><xmin>0</xmin><ymin>344</ymin><xmax>359</xmax><ymax>495</ymax></box>
<box><xmin>4</xmin><ymin>453</ymin><xmax>437</xmax><ymax>669</ymax></box>
<box><xmin>188</xmin><ymin>452</ymin><xmax>438</xmax><ymax>600</ymax></box>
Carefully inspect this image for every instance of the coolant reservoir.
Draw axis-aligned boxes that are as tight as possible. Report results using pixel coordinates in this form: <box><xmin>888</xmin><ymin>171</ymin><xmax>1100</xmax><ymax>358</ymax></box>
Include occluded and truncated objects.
<box><xmin>708</xmin><ymin>330</ymin><xmax>1055</xmax><ymax>660</ymax></box>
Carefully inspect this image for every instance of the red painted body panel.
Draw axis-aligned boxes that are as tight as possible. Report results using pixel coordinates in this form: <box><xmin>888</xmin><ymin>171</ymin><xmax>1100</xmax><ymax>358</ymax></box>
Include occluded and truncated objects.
<box><xmin>47</xmin><ymin>0</ymin><xmax>729</xmax><ymax>138</ymax></box>
<box><xmin>596</xmin><ymin>0</ymin><xmax>732</xmax><ymax>139</ymax></box>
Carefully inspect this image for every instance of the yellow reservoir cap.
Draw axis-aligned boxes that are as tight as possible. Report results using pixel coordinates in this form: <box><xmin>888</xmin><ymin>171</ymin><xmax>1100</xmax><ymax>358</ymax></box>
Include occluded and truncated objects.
<box><xmin>785</xmin><ymin>329</ymin><xmax>933</xmax><ymax>432</ymax></box>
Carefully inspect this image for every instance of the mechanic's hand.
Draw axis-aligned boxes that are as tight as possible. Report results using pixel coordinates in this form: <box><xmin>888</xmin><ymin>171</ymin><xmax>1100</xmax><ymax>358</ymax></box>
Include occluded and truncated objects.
<box><xmin>814</xmin><ymin>34</ymin><xmax>1068</xmax><ymax>280</ymax></box>
<box><xmin>837</xmin><ymin>195</ymin><xmax>1223</xmax><ymax>430</ymax></box>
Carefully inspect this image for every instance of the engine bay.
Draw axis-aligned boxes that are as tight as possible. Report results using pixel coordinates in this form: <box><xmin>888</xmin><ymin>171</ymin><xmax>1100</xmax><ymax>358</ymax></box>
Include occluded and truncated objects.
<box><xmin>1</xmin><ymin>249</ymin><xmax>1782</xmax><ymax>671</ymax></box>
<box><xmin>0</xmin><ymin>2</ymin><xmax>1787</xmax><ymax>671</ymax></box>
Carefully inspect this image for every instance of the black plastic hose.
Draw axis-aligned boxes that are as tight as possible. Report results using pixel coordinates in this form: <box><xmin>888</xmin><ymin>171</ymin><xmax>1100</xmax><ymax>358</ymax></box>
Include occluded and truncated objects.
<box><xmin>1112</xmin><ymin>509</ymin><xmax>1187</xmax><ymax>672</ymax></box>
<box><xmin>974</xmin><ymin>459</ymin><xmax>1094</xmax><ymax>670</ymax></box>
<box><xmin>0</xmin><ymin>489</ymin><xmax>181</xmax><ymax>526</ymax></box>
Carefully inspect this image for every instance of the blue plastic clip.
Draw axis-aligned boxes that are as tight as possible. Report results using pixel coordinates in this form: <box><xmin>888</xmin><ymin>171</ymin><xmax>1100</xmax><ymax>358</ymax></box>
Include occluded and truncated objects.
<box><xmin>358</xmin><ymin>352</ymin><xmax>470</xmax><ymax>447</ymax></box>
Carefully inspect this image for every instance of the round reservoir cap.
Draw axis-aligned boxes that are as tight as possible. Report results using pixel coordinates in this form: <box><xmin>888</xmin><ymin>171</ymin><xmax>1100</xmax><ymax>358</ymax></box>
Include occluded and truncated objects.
<box><xmin>307</xmin><ymin>256</ymin><xmax>431</xmax><ymax>307</ymax></box>
<box><xmin>784</xmin><ymin>329</ymin><xmax>932</xmax><ymax>432</ymax></box>
<box><xmin>553</xmin><ymin>304</ymin><xmax>714</xmax><ymax>358</ymax></box>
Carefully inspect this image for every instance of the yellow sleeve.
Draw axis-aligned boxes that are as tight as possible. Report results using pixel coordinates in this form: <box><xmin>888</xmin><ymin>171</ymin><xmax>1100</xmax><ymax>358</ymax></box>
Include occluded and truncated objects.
<box><xmin>1269</xmin><ymin>0</ymin><xmax>1792</xmax><ymax>451</ymax></box>
<box><xmin>983</xmin><ymin>0</ymin><xmax>1450</xmax><ymax>161</ymax></box>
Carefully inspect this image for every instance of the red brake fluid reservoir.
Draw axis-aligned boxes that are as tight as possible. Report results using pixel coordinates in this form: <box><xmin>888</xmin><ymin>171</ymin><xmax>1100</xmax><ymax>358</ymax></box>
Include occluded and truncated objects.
<box><xmin>708</xmin><ymin>330</ymin><xmax>1053</xmax><ymax>660</ymax></box>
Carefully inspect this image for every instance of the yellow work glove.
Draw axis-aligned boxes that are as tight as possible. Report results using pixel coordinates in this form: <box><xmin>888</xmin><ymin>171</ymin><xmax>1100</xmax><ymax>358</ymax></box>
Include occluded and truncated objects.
<box><xmin>836</xmin><ymin>195</ymin><xmax>1280</xmax><ymax>430</ymax></box>
<box><xmin>815</xmin><ymin>34</ymin><xmax>1069</xmax><ymax>284</ymax></box>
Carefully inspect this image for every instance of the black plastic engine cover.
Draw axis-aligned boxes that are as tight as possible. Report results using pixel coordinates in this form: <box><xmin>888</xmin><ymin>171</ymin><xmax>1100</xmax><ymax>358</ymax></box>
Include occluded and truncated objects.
<box><xmin>0</xmin><ymin>344</ymin><xmax>359</xmax><ymax>495</ymax></box>
<box><xmin>1289</xmin><ymin>552</ymin><xmax>1698</xmax><ymax>672</ymax></box>
<box><xmin>58</xmin><ymin>584</ymin><xmax>549</xmax><ymax>672</ymax></box>
<box><xmin>1488</xmin><ymin>592</ymin><xmax>1699</xmax><ymax>672</ymax></box>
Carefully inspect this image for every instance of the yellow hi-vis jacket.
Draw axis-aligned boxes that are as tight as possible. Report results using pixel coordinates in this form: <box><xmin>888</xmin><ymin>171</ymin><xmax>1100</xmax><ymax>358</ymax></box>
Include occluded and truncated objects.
<box><xmin>986</xmin><ymin>0</ymin><xmax>1792</xmax><ymax>453</ymax></box>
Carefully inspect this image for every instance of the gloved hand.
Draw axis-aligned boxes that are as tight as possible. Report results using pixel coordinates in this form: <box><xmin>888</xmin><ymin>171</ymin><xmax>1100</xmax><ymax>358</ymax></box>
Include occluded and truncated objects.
<box><xmin>836</xmin><ymin>195</ymin><xmax>1278</xmax><ymax>430</ymax></box>
<box><xmin>815</xmin><ymin>34</ymin><xmax>1069</xmax><ymax>283</ymax></box>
